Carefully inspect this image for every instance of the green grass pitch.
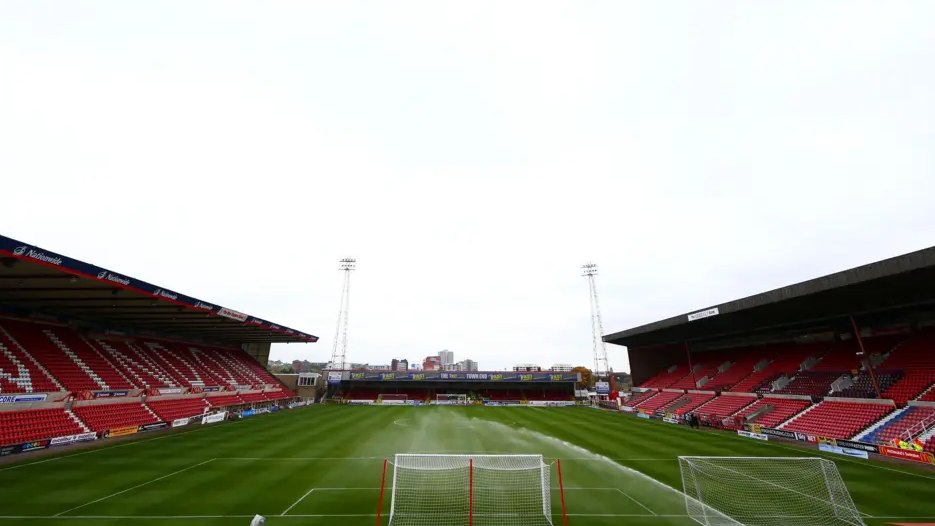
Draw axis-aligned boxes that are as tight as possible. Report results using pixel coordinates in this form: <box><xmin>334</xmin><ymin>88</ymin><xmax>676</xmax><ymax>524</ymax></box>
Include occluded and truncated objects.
<box><xmin>1</xmin><ymin>405</ymin><xmax>933</xmax><ymax>526</ymax></box>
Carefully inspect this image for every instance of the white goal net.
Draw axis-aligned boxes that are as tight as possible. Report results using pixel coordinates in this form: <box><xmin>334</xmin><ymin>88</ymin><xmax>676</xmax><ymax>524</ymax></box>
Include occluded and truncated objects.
<box><xmin>679</xmin><ymin>457</ymin><xmax>865</xmax><ymax>526</ymax></box>
<box><xmin>388</xmin><ymin>454</ymin><xmax>552</xmax><ymax>526</ymax></box>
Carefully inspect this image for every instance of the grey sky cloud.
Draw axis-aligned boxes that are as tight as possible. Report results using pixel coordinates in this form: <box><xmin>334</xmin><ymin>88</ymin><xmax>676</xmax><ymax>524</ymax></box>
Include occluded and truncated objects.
<box><xmin>2</xmin><ymin>1</ymin><xmax>933</xmax><ymax>373</ymax></box>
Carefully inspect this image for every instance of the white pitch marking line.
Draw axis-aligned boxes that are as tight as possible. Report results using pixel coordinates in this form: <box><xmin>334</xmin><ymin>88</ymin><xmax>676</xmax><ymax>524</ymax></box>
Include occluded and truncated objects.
<box><xmin>616</xmin><ymin>488</ymin><xmax>657</xmax><ymax>515</ymax></box>
<box><xmin>53</xmin><ymin>458</ymin><xmax>216</xmax><ymax>517</ymax></box>
<box><xmin>0</xmin><ymin>426</ymin><xmax>213</xmax><ymax>473</ymax></box>
<box><xmin>281</xmin><ymin>488</ymin><xmax>315</xmax><ymax>516</ymax></box>
<box><xmin>0</xmin><ymin>514</ymin><xmax>694</xmax><ymax>519</ymax></box>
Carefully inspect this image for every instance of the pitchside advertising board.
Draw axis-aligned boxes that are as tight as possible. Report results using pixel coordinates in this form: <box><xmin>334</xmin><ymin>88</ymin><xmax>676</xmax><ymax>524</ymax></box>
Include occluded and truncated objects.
<box><xmin>0</xmin><ymin>439</ymin><xmax>51</xmax><ymax>456</ymax></box>
<box><xmin>50</xmin><ymin>432</ymin><xmax>97</xmax><ymax>447</ymax></box>
<box><xmin>819</xmin><ymin>442</ymin><xmax>870</xmax><ymax>460</ymax></box>
<box><xmin>0</xmin><ymin>394</ymin><xmax>47</xmax><ymax>404</ymax></box>
<box><xmin>595</xmin><ymin>381</ymin><xmax>610</xmax><ymax>395</ymax></box>
<box><xmin>344</xmin><ymin>371</ymin><xmax>581</xmax><ymax>382</ymax></box>
<box><xmin>0</xmin><ymin>234</ymin><xmax>317</xmax><ymax>342</ymax></box>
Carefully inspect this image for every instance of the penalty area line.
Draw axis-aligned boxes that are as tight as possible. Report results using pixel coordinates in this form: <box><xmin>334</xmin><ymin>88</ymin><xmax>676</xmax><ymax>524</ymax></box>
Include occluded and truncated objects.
<box><xmin>281</xmin><ymin>488</ymin><xmax>315</xmax><ymax>516</ymax></box>
<box><xmin>54</xmin><ymin>458</ymin><xmax>217</xmax><ymax>517</ymax></box>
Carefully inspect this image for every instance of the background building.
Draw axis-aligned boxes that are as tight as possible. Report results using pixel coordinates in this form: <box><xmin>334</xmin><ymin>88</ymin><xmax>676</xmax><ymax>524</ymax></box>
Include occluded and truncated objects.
<box><xmin>391</xmin><ymin>358</ymin><xmax>409</xmax><ymax>371</ymax></box>
<box><xmin>439</xmin><ymin>350</ymin><xmax>454</xmax><ymax>366</ymax></box>
<box><xmin>513</xmin><ymin>364</ymin><xmax>542</xmax><ymax>372</ymax></box>
<box><xmin>458</xmin><ymin>359</ymin><xmax>478</xmax><ymax>371</ymax></box>
<box><xmin>550</xmin><ymin>364</ymin><xmax>574</xmax><ymax>372</ymax></box>
<box><xmin>423</xmin><ymin>356</ymin><xmax>441</xmax><ymax>371</ymax></box>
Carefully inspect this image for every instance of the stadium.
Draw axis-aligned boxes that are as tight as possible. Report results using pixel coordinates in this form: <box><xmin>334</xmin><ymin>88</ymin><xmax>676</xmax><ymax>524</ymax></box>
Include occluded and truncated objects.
<box><xmin>1</xmin><ymin>233</ymin><xmax>934</xmax><ymax>526</ymax></box>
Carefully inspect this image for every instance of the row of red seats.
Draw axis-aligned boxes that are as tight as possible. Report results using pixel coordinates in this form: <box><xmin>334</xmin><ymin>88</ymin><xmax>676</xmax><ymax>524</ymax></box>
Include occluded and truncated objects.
<box><xmin>0</xmin><ymin>319</ymin><xmax>286</xmax><ymax>393</ymax></box>
<box><xmin>0</xmin><ymin>408</ymin><xmax>83</xmax><ymax>446</ymax></box>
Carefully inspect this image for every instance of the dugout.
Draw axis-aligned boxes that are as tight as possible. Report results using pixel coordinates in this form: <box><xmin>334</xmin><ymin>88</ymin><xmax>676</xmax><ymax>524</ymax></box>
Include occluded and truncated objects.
<box><xmin>604</xmin><ymin>245</ymin><xmax>935</xmax><ymax>387</ymax></box>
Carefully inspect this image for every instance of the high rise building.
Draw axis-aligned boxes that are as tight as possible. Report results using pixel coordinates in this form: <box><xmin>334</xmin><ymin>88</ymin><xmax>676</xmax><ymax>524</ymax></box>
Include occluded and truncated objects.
<box><xmin>439</xmin><ymin>350</ymin><xmax>454</xmax><ymax>366</ymax></box>
<box><xmin>513</xmin><ymin>364</ymin><xmax>542</xmax><ymax>372</ymax></box>
<box><xmin>458</xmin><ymin>359</ymin><xmax>478</xmax><ymax>371</ymax></box>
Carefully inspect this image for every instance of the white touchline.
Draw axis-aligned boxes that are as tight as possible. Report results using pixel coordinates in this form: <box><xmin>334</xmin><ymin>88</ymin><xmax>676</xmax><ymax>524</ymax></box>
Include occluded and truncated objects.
<box><xmin>616</xmin><ymin>488</ymin><xmax>657</xmax><ymax>515</ymax></box>
<box><xmin>53</xmin><ymin>458</ymin><xmax>216</xmax><ymax>517</ymax></box>
<box><xmin>281</xmin><ymin>488</ymin><xmax>316</xmax><ymax>516</ymax></box>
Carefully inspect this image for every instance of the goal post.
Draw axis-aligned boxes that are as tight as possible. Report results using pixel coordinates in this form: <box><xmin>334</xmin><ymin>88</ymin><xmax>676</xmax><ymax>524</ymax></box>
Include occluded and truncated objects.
<box><xmin>436</xmin><ymin>394</ymin><xmax>468</xmax><ymax>405</ymax></box>
<box><xmin>386</xmin><ymin>454</ymin><xmax>556</xmax><ymax>526</ymax></box>
<box><xmin>678</xmin><ymin>456</ymin><xmax>865</xmax><ymax>526</ymax></box>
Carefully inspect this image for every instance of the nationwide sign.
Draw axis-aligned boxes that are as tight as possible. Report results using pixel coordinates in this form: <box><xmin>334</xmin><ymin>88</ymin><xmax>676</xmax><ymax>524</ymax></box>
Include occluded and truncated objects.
<box><xmin>345</xmin><ymin>371</ymin><xmax>581</xmax><ymax>382</ymax></box>
<box><xmin>0</xmin><ymin>233</ymin><xmax>318</xmax><ymax>342</ymax></box>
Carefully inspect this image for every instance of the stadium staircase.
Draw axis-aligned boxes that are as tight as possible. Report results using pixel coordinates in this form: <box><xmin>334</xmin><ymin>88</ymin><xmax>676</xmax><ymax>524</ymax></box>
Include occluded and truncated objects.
<box><xmin>702</xmin><ymin>354</ymin><xmax>764</xmax><ymax>392</ymax></box>
<box><xmin>65</xmin><ymin>408</ymin><xmax>92</xmax><ymax>433</ymax></box>
<box><xmin>2</xmin><ymin>320</ymin><xmax>105</xmax><ymax>391</ymax></box>
<box><xmin>693</xmin><ymin>394</ymin><xmax>758</xmax><ymax>420</ymax></box>
<box><xmin>636</xmin><ymin>391</ymin><xmax>682</xmax><ymax>412</ymax></box>
<box><xmin>0</xmin><ymin>325</ymin><xmax>61</xmax><ymax>393</ymax></box>
<box><xmin>733</xmin><ymin>398</ymin><xmax>812</xmax><ymax>428</ymax></box>
<box><xmin>858</xmin><ymin>405</ymin><xmax>935</xmax><ymax>444</ymax></box>
<box><xmin>728</xmin><ymin>346</ymin><xmax>819</xmax><ymax>393</ymax></box>
<box><xmin>639</xmin><ymin>363</ymin><xmax>690</xmax><ymax>389</ymax></box>
<box><xmin>781</xmin><ymin>400</ymin><xmax>894</xmax><ymax>440</ymax></box>
<box><xmin>94</xmin><ymin>338</ymin><xmax>173</xmax><ymax>389</ymax></box>
<box><xmin>71</xmin><ymin>402</ymin><xmax>160</xmax><ymax>433</ymax></box>
<box><xmin>622</xmin><ymin>390</ymin><xmax>658</xmax><ymax>407</ymax></box>
<box><xmin>661</xmin><ymin>392</ymin><xmax>715</xmax><ymax>414</ymax></box>
<box><xmin>45</xmin><ymin>328</ymin><xmax>134</xmax><ymax>390</ymax></box>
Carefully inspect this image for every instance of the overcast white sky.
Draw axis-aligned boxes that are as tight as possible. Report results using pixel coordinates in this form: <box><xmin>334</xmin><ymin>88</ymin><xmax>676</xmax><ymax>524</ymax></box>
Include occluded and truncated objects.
<box><xmin>2</xmin><ymin>1</ymin><xmax>933</xmax><ymax>373</ymax></box>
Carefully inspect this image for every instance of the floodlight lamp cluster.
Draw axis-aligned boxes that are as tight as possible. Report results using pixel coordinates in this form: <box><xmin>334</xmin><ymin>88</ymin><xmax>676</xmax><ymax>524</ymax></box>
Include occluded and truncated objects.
<box><xmin>338</xmin><ymin>257</ymin><xmax>356</xmax><ymax>271</ymax></box>
<box><xmin>581</xmin><ymin>262</ymin><xmax>598</xmax><ymax>277</ymax></box>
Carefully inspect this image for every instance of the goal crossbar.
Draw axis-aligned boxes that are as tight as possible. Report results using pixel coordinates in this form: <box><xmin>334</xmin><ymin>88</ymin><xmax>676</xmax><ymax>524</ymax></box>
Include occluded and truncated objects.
<box><xmin>385</xmin><ymin>454</ymin><xmax>560</xmax><ymax>526</ymax></box>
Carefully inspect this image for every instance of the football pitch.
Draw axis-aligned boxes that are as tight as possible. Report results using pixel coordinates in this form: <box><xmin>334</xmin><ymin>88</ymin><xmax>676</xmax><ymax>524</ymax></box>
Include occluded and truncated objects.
<box><xmin>1</xmin><ymin>405</ymin><xmax>934</xmax><ymax>526</ymax></box>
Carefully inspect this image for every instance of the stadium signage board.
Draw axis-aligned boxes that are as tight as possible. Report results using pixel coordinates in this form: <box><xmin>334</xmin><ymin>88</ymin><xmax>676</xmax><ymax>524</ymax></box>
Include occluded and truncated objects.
<box><xmin>344</xmin><ymin>371</ymin><xmax>580</xmax><ymax>382</ymax></box>
<box><xmin>819</xmin><ymin>442</ymin><xmax>869</xmax><ymax>459</ymax></box>
<box><xmin>50</xmin><ymin>432</ymin><xmax>97</xmax><ymax>446</ymax></box>
<box><xmin>637</xmin><ymin>412</ymin><xmax>650</xmax><ymax>419</ymax></box>
<box><xmin>158</xmin><ymin>388</ymin><xmax>182</xmax><ymax>395</ymax></box>
<box><xmin>202</xmin><ymin>411</ymin><xmax>227</xmax><ymax>424</ymax></box>
<box><xmin>104</xmin><ymin>426</ymin><xmax>139</xmax><ymax>438</ymax></box>
<box><xmin>527</xmin><ymin>401</ymin><xmax>575</xmax><ymax>407</ymax></box>
<box><xmin>0</xmin><ymin>439</ymin><xmax>50</xmax><ymax>456</ymax></box>
<box><xmin>663</xmin><ymin>417</ymin><xmax>679</xmax><ymax>424</ymax></box>
<box><xmin>218</xmin><ymin>307</ymin><xmax>248</xmax><ymax>322</ymax></box>
<box><xmin>0</xmin><ymin>393</ymin><xmax>48</xmax><ymax>404</ymax></box>
<box><xmin>737</xmin><ymin>430</ymin><xmax>768</xmax><ymax>440</ymax></box>
<box><xmin>327</xmin><ymin>372</ymin><xmax>343</xmax><ymax>384</ymax></box>
<box><xmin>138</xmin><ymin>422</ymin><xmax>168</xmax><ymax>432</ymax></box>
<box><xmin>595</xmin><ymin>381</ymin><xmax>610</xmax><ymax>394</ymax></box>
<box><xmin>761</xmin><ymin>427</ymin><xmax>797</xmax><ymax>440</ymax></box>
<box><xmin>687</xmin><ymin>307</ymin><xmax>719</xmax><ymax>321</ymax></box>
<box><xmin>93</xmin><ymin>390</ymin><xmax>129</xmax><ymax>398</ymax></box>
<box><xmin>172</xmin><ymin>418</ymin><xmax>190</xmax><ymax>427</ymax></box>
<box><xmin>834</xmin><ymin>439</ymin><xmax>879</xmax><ymax>454</ymax></box>
<box><xmin>0</xmin><ymin>234</ymin><xmax>318</xmax><ymax>342</ymax></box>
<box><xmin>878</xmin><ymin>445</ymin><xmax>935</xmax><ymax>465</ymax></box>
<box><xmin>204</xmin><ymin>386</ymin><xmax>222</xmax><ymax>392</ymax></box>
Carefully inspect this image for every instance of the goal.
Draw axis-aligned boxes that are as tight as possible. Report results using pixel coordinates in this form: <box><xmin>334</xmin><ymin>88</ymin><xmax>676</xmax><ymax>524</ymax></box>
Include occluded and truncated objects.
<box><xmin>678</xmin><ymin>457</ymin><xmax>865</xmax><ymax>526</ymax></box>
<box><xmin>436</xmin><ymin>394</ymin><xmax>468</xmax><ymax>405</ymax></box>
<box><xmin>384</xmin><ymin>454</ymin><xmax>557</xmax><ymax>526</ymax></box>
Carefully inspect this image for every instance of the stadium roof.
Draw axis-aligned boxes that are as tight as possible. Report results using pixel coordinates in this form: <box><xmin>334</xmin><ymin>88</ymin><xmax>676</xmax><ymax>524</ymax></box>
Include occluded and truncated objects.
<box><xmin>0</xmin><ymin>234</ymin><xmax>318</xmax><ymax>345</ymax></box>
<box><xmin>604</xmin><ymin>246</ymin><xmax>935</xmax><ymax>349</ymax></box>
